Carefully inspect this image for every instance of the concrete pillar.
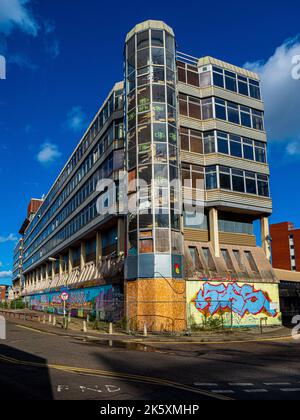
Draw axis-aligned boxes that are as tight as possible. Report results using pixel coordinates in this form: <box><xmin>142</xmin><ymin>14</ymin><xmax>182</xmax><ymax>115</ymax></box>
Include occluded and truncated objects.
<box><xmin>51</xmin><ymin>261</ymin><xmax>55</xmax><ymax>280</ymax></box>
<box><xmin>80</xmin><ymin>242</ymin><xmax>86</xmax><ymax>270</ymax></box>
<box><xmin>96</xmin><ymin>232</ymin><xmax>102</xmax><ymax>264</ymax></box>
<box><xmin>45</xmin><ymin>264</ymin><xmax>49</xmax><ymax>282</ymax></box>
<box><xmin>118</xmin><ymin>218</ymin><xmax>125</xmax><ymax>254</ymax></box>
<box><xmin>209</xmin><ymin>208</ymin><xmax>220</xmax><ymax>258</ymax></box>
<box><xmin>59</xmin><ymin>255</ymin><xmax>63</xmax><ymax>276</ymax></box>
<box><xmin>261</xmin><ymin>216</ymin><xmax>271</xmax><ymax>261</ymax></box>
<box><xmin>68</xmin><ymin>248</ymin><xmax>73</xmax><ymax>274</ymax></box>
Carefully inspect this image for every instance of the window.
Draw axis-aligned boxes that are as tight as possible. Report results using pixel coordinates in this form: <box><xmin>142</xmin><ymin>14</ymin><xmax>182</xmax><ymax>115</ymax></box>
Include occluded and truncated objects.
<box><xmin>227</xmin><ymin>102</ymin><xmax>240</xmax><ymax>124</ymax></box>
<box><xmin>225</xmin><ymin>70</ymin><xmax>237</xmax><ymax>92</ymax></box>
<box><xmin>155</xmin><ymin>229</ymin><xmax>170</xmax><ymax>253</ymax></box>
<box><xmin>217</xmin><ymin>132</ymin><xmax>229</xmax><ymax>154</ymax></box>
<box><xmin>204</xmin><ymin>132</ymin><xmax>216</xmax><ymax>153</ymax></box>
<box><xmin>189</xmin><ymin>247</ymin><xmax>198</xmax><ymax>266</ymax></box>
<box><xmin>202</xmin><ymin>98</ymin><xmax>213</xmax><ymax>119</ymax></box>
<box><xmin>245</xmin><ymin>251</ymin><xmax>259</xmax><ymax>273</ymax></box>
<box><xmin>207</xmin><ymin>166</ymin><xmax>269</xmax><ymax>197</ymax></box>
<box><xmin>245</xmin><ymin>172</ymin><xmax>257</xmax><ymax>195</ymax></box>
<box><xmin>243</xmin><ymin>139</ymin><xmax>254</xmax><ymax>160</ymax></box>
<box><xmin>206</xmin><ymin>166</ymin><xmax>218</xmax><ymax>189</ymax></box>
<box><xmin>219</xmin><ymin>166</ymin><xmax>231</xmax><ymax>190</ymax></box>
<box><xmin>230</xmin><ymin>135</ymin><xmax>242</xmax><ymax>158</ymax></box>
<box><xmin>238</xmin><ymin>76</ymin><xmax>249</xmax><ymax>96</ymax></box>
<box><xmin>249</xmin><ymin>79</ymin><xmax>261</xmax><ymax>100</ymax></box>
<box><xmin>252</xmin><ymin>110</ymin><xmax>264</xmax><ymax>131</ymax></box>
<box><xmin>202</xmin><ymin>247</ymin><xmax>216</xmax><ymax>271</ymax></box>
<box><xmin>233</xmin><ymin>250</ymin><xmax>246</xmax><ymax>271</ymax></box>
<box><xmin>180</xmin><ymin>128</ymin><xmax>203</xmax><ymax>154</ymax></box>
<box><xmin>232</xmin><ymin>169</ymin><xmax>245</xmax><ymax>193</ymax></box>
<box><xmin>255</xmin><ymin>141</ymin><xmax>267</xmax><ymax>163</ymax></box>
<box><xmin>213</xmin><ymin>67</ymin><xmax>224</xmax><ymax>88</ymax></box>
<box><xmin>222</xmin><ymin>249</ymin><xmax>234</xmax><ymax>271</ymax></box>
<box><xmin>137</xmin><ymin>31</ymin><xmax>149</xmax><ymax>50</ymax></box>
<box><xmin>151</xmin><ymin>30</ymin><xmax>164</xmax><ymax>48</ymax></box>
<box><xmin>215</xmin><ymin>98</ymin><xmax>226</xmax><ymax>120</ymax></box>
<box><xmin>257</xmin><ymin>174</ymin><xmax>269</xmax><ymax>197</ymax></box>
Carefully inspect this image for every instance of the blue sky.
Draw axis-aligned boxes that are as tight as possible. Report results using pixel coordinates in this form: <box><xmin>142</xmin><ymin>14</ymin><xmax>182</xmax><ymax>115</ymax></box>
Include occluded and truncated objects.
<box><xmin>0</xmin><ymin>0</ymin><xmax>300</xmax><ymax>285</ymax></box>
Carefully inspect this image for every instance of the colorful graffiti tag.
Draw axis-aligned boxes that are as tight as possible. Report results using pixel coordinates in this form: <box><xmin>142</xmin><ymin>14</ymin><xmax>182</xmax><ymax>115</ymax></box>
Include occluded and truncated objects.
<box><xmin>193</xmin><ymin>282</ymin><xmax>278</xmax><ymax>318</ymax></box>
<box><xmin>187</xmin><ymin>281</ymin><xmax>281</xmax><ymax>327</ymax></box>
<box><xmin>27</xmin><ymin>285</ymin><xmax>123</xmax><ymax>321</ymax></box>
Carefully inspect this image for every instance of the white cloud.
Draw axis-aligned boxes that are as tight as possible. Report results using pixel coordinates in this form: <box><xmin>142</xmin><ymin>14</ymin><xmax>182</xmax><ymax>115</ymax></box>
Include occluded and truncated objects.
<box><xmin>65</xmin><ymin>106</ymin><xmax>87</xmax><ymax>133</ymax></box>
<box><xmin>0</xmin><ymin>271</ymin><xmax>12</xmax><ymax>279</ymax></box>
<box><xmin>0</xmin><ymin>0</ymin><xmax>39</xmax><ymax>36</ymax></box>
<box><xmin>0</xmin><ymin>233</ymin><xmax>18</xmax><ymax>244</ymax></box>
<box><xmin>36</xmin><ymin>142</ymin><xmax>62</xmax><ymax>164</ymax></box>
<box><xmin>8</xmin><ymin>52</ymin><xmax>38</xmax><ymax>70</ymax></box>
<box><xmin>244</xmin><ymin>36</ymin><xmax>300</xmax><ymax>144</ymax></box>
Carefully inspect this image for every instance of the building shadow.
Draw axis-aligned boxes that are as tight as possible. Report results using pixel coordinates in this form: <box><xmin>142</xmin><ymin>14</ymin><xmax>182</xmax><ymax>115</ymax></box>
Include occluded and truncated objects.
<box><xmin>0</xmin><ymin>344</ymin><xmax>53</xmax><ymax>400</ymax></box>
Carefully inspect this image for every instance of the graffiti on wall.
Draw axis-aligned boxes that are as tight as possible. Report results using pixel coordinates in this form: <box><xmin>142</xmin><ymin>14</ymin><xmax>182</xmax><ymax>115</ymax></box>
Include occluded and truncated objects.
<box><xmin>187</xmin><ymin>281</ymin><xmax>281</xmax><ymax>327</ymax></box>
<box><xmin>193</xmin><ymin>282</ymin><xmax>278</xmax><ymax>318</ymax></box>
<box><xmin>27</xmin><ymin>285</ymin><xmax>123</xmax><ymax>321</ymax></box>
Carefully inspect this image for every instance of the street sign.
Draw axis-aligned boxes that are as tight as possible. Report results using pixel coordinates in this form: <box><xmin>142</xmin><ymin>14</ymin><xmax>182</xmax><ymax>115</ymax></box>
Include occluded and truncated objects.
<box><xmin>60</xmin><ymin>292</ymin><xmax>69</xmax><ymax>302</ymax></box>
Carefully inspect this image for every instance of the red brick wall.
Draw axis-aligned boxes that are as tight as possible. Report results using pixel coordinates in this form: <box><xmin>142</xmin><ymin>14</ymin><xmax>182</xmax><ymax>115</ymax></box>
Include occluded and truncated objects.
<box><xmin>0</xmin><ymin>286</ymin><xmax>6</xmax><ymax>302</ymax></box>
<box><xmin>27</xmin><ymin>199</ymin><xmax>43</xmax><ymax>217</ymax></box>
<box><xmin>270</xmin><ymin>222</ymin><xmax>292</xmax><ymax>270</ymax></box>
<box><xmin>292</xmin><ymin>229</ymin><xmax>300</xmax><ymax>271</ymax></box>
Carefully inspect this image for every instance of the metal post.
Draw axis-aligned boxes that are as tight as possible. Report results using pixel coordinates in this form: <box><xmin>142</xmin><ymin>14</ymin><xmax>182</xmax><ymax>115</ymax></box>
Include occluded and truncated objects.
<box><xmin>143</xmin><ymin>323</ymin><xmax>148</xmax><ymax>338</ymax></box>
<box><xmin>109</xmin><ymin>322</ymin><xmax>113</xmax><ymax>335</ymax></box>
<box><xmin>83</xmin><ymin>320</ymin><xmax>87</xmax><ymax>333</ymax></box>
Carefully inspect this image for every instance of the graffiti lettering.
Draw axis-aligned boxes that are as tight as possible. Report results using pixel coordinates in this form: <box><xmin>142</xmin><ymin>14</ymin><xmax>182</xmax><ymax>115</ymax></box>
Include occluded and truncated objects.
<box><xmin>193</xmin><ymin>283</ymin><xmax>278</xmax><ymax>318</ymax></box>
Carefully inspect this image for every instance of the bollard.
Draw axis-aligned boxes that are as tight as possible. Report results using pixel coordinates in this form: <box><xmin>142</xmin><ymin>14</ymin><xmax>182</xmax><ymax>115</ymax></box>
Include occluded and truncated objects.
<box><xmin>87</xmin><ymin>314</ymin><xmax>90</xmax><ymax>323</ymax></box>
<box><xmin>49</xmin><ymin>315</ymin><xmax>52</xmax><ymax>324</ymax></box>
<box><xmin>43</xmin><ymin>315</ymin><xmax>46</xmax><ymax>324</ymax></box>
<box><xmin>143</xmin><ymin>323</ymin><xmax>148</xmax><ymax>338</ymax></box>
<box><xmin>83</xmin><ymin>320</ymin><xmax>87</xmax><ymax>333</ymax></box>
<box><xmin>109</xmin><ymin>322</ymin><xmax>113</xmax><ymax>335</ymax></box>
<box><xmin>68</xmin><ymin>313</ymin><xmax>71</xmax><ymax>323</ymax></box>
<box><xmin>53</xmin><ymin>316</ymin><xmax>56</xmax><ymax>327</ymax></box>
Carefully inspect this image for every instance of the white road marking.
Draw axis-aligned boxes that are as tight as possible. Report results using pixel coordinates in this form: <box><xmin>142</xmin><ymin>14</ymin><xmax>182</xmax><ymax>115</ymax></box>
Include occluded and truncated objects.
<box><xmin>229</xmin><ymin>383</ymin><xmax>254</xmax><ymax>387</ymax></box>
<box><xmin>244</xmin><ymin>389</ymin><xmax>268</xmax><ymax>393</ymax></box>
<box><xmin>212</xmin><ymin>390</ymin><xmax>235</xmax><ymax>394</ymax></box>
<box><xmin>264</xmin><ymin>382</ymin><xmax>291</xmax><ymax>386</ymax></box>
<box><xmin>194</xmin><ymin>383</ymin><xmax>218</xmax><ymax>387</ymax></box>
<box><xmin>280</xmin><ymin>388</ymin><xmax>300</xmax><ymax>392</ymax></box>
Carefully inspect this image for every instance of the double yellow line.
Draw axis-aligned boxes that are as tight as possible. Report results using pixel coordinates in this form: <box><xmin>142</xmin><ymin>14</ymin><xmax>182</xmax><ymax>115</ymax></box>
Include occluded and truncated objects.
<box><xmin>0</xmin><ymin>353</ymin><xmax>232</xmax><ymax>400</ymax></box>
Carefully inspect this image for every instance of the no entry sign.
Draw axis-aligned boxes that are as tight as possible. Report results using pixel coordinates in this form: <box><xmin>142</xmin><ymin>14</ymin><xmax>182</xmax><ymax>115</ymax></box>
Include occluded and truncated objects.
<box><xmin>60</xmin><ymin>292</ymin><xmax>69</xmax><ymax>302</ymax></box>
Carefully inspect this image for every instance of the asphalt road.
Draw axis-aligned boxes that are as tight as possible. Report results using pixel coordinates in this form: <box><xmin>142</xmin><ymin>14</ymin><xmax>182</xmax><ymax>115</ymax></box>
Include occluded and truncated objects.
<box><xmin>1</xmin><ymin>320</ymin><xmax>300</xmax><ymax>401</ymax></box>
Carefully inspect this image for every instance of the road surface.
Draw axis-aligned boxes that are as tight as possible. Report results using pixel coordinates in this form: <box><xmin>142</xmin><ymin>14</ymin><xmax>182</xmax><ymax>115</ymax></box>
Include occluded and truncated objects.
<box><xmin>0</xmin><ymin>320</ymin><xmax>300</xmax><ymax>400</ymax></box>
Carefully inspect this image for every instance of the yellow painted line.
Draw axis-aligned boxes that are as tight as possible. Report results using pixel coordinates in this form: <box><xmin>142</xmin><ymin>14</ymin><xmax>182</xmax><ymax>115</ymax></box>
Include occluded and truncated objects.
<box><xmin>16</xmin><ymin>325</ymin><xmax>56</xmax><ymax>336</ymax></box>
<box><xmin>132</xmin><ymin>335</ymin><xmax>294</xmax><ymax>346</ymax></box>
<box><xmin>0</xmin><ymin>354</ymin><xmax>232</xmax><ymax>401</ymax></box>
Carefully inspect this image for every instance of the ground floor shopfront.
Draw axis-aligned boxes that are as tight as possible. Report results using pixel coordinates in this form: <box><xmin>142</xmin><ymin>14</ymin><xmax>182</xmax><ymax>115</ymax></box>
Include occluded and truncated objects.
<box><xmin>24</xmin><ymin>278</ymin><xmax>282</xmax><ymax>331</ymax></box>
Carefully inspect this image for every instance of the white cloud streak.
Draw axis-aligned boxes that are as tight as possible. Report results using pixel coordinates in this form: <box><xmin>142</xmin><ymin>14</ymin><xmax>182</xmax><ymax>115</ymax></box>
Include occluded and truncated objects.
<box><xmin>65</xmin><ymin>106</ymin><xmax>87</xmax><ymax>133</ymax></box>
<box><xmin>36</xmin><ymin>142</ymin><xmax>62</xmax><ymax>164</ymax></box>
<box><xmin>0</xmin><ymin>233</ymin><xmax>17</xmax><ymax>244</ymax></box>
<box><xmin>245</xmin><ymin>36</ymin><xmax>300</xmax><ymax>156</ymax></box>
<box><xmin>0</xmin><ymin>0</ymin><xmax>39</xmax><ymax>36</ymax></box>
<box><xmin>0</xmin><ymin>271</ymin><xmax>12</xmax><ymax>279</ymax></box>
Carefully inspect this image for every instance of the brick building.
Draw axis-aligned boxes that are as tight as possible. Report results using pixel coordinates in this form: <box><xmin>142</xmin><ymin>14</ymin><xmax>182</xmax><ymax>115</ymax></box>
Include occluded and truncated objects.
<box><xmin>270</xmin><ymin>222</ymin><xmax>300</xmax><ymax>271</ymax></box>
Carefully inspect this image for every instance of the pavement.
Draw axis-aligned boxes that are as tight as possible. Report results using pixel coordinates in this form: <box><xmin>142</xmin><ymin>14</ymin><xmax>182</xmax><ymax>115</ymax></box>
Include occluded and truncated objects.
<box><xmin>1</xmin><ymin>312</ymin><xmax>300</xmax><ymax>400</ymax></box>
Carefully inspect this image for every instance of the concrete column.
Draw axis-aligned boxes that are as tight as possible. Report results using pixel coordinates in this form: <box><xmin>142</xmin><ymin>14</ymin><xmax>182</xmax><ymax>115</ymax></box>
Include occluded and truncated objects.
<box><xmin>51</xmin><ymin>261</ymin><xmax>55</xmax><ymax>279</ymax></box>
<box><xmin>80</xmin><ymin>242</ymin><xmax>86</xmax><ymax>270</ymax></box>
<box><xmin>261</xmin><ymin>216</ymin><xmax>271</xmax><ymax>261</ymax></box>
<box><xmin>209</xmin><ymin>208</ymin><xmax>220</xmax><ymax>258</ymax></box>
<box><xmin>68</xmin><ymin>248</ymin><xmax>73</xmax><ymax>274</ymax></box>
<box><xmin>96</xmin><ymin>232</ymin><xmax>102</xmax><ymax>264</ymax></box>
<box><xmin>45</xmin><ymin>264</ymin><xmax>49</xmax><ymax>282</ymax></box>
<box><xmin>118</xmin><ymin>218</ymin><xmax>125</xmax><ymax>254</ymax></box>
<box><xmin>59</xmin><ymin>255</ymin><xmax>63</xmax><ymax>276</ymax></box>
